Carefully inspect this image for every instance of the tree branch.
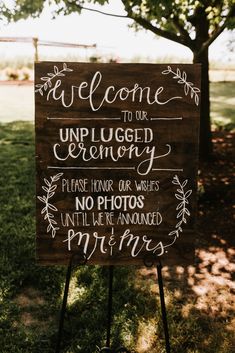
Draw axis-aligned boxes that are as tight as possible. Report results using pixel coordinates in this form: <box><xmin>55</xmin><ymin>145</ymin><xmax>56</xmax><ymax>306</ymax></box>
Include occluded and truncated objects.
<box><xmin>71</xmin><ymin>1</ymin><xmax>193</xmax><ymax>48</ymax></box>
<box><xmin>172</xmin><ymin>15</ymin><xmax>193</xmax><ymax>48</ymax></box>
<box><xmin>200</xmin><ymin>0</ymin><xmax>210</xmax><ymax>6</ymax></box>
<box><xmin>127</xmin><ymin>12</ymin><xmax>190</xmax><ymax>47</ymax></box>
<box><xmin>74</xmin><ymin>2</ymin><xmax>128</xmax><ymax>18</ymax></box>
<box><xmin>199</xmin><ymin>4</ymin><xmax>235</xmax><ymax>54</ymax></box>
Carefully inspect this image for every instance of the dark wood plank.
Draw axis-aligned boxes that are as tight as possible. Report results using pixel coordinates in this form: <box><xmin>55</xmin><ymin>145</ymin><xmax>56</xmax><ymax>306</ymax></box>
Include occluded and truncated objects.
<box><xmin>35</xmin><ymin>62</ymin><xmax>201</xmax><ymax>266</ymax></box>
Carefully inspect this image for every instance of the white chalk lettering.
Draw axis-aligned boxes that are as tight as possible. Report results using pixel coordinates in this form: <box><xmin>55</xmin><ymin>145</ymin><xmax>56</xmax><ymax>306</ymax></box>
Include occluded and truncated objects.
<box><xmin>63</xmin><ymin>228</ymin><xmax>166</xmax><ymax>259</ymax></box>
<box><xmin>46</xmin><ymin>71</ymin><xmax>182</xmax><ymax>111</ymax></box>
<box><xmin>116</xmin><ymin>212</ymin><xmax>162</xmax><ymax>226</ymax></box>
<box><xmin>53</xmin><ymin>143</ymin><xmax>172</xmax><ymax>176</ymax></box>
<box><xmin>58</xmin><ymin>127</ymin><xmax>153</xmax><ymax>143</ymax></box>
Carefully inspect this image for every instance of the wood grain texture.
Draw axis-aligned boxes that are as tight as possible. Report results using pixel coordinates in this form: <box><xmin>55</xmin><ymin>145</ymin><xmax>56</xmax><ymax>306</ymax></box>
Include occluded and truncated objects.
<box><xmin>35</xmin><ymin>62</ymin><xmax>201</xmax><ymax>266</ymax></box>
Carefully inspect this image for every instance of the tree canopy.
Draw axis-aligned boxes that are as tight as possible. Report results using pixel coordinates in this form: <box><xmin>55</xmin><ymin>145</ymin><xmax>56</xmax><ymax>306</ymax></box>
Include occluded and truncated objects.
<box><xmin>2</xmin><ymin>1</ymin><xmax>235</xmax><ymax>55</ymax></box>
<box><xmin>125</xmin><ymin>1</ymin><xmax>235</xmax><ymax>54</ymax></box>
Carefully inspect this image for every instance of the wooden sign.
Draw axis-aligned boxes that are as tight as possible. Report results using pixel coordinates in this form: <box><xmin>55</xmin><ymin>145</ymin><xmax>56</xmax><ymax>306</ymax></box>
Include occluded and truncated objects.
<box><xmin>35</xmin><ymin>62</ymin><xmax>201</xmax><ymax>265</ymax></box>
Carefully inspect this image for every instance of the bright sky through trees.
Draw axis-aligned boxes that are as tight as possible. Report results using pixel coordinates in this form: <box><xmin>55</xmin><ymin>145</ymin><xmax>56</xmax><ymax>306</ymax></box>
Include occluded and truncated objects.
<box><xmin>0</xmin><ymin>0</ymin><xmax>233</xmax><ymax>62</ymax></box>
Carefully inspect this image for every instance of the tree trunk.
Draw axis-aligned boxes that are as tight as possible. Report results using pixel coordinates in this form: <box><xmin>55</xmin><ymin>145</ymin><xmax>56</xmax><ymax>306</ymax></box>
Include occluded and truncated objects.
<box><xmin>193</xmin><ymin>48</ymin><xmax>213</xmax><ymax>159</ymax></box>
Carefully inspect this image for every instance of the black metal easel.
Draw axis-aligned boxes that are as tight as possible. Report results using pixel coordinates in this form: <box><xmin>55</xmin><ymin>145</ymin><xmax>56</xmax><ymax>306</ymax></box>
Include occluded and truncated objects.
<box><xmin>99</xmin><ymin>265</ymin><xmax>114</xmax><ymax>352</ymax></box>
<box><xmin>156</xmin><ymin>261</ymin><xmax>171</xmax><ymax>353</ymax></box>
<box><xmin>99</xmin><ymin>265</ymin><xmax>130</xmax><ymax>353</ymax></box>
<box><xmin>55</xmin><ymin>259</ymin><xmax>72</xmax><ymax>353</ymax></box>
<box><xmin>144</xmin><ymin>255</ymin><xmax>171</xmax><ymax>353</ymax></box>
<box><xmin>55</xmin><ymin>253</ymin><xmax>87</xmax><ymax>353</ymax></box>
<box><xmin>55</xmin><ymin>257</ymin><xmax>171</xmax><ymax>353</ymax></box>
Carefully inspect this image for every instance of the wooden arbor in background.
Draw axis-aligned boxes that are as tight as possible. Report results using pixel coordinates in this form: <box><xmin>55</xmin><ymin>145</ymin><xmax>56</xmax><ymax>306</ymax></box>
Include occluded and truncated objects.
<box><xmin>0</xmin><ymin>36</ymin><xmax>97</xmax><ymax>61</ymax></box>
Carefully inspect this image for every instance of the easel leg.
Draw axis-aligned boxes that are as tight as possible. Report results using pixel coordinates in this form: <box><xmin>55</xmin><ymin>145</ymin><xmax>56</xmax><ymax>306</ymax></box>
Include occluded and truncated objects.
<box><xmin>156</xmin><ymin>261</ymin><xmax>171</xmax><ymax>353</ymax></box>
<box><xmin>55</xmin><ymin>259</ymin><xmax>73</xmax><ymax>353</ymax></box>
<box><xmin>107</xmin><ymin>265</ymin><xmax>114</xmax><ymax>348</ymax></box>
<box><xmin>99</xmin><ymin>265</ymin><xmax>114</xmax><ymax>352</ymax></box>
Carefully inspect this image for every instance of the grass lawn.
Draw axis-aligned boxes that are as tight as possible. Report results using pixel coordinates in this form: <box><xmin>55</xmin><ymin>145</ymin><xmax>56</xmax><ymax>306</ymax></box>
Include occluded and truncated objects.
<box><xmin>0</xmin><ymin>122</ymin><xmax>66</xmax><ymax>352</ymax></box>
<box><xmin>0</xmin><ymin>80</ymin><xmax>234</xmax><ymax>352</ymax></box>
<box><xmin>210</xmin><ymin>82</ymin><xmax>235</xmax><ymax>130</ymax></box>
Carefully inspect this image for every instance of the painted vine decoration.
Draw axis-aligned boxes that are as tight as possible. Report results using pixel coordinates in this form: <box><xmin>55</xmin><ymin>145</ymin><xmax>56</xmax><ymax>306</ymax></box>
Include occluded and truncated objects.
<box><xmin>162</xmin><ymin>66</ymin><xmax>200</xmax><ymax>106</ymax></box>
<box><xmin>37</xmin><ymin>173</ymin><xmax>63</xmax><ymax>238</ymax></box>
<box><xmin>168</xmin><ymin>175</ymin><xmax>192</xmax><ymax>241</ymax></box>
<box><xmin>35</xmin><ymin>63</ymin><xmax>73</xmax><ymax>96</ymax></box>
<box><xmin>144</xmin><ymin>174</ymin><xmax>193</xmax><ymax>263</ymax></box>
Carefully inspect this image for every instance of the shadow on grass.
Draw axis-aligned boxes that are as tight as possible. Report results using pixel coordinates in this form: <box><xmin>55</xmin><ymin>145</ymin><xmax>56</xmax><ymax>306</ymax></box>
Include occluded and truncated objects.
<box><xmin>60</xmin><ymin>265</ymin><xmax>158</xmax><ymax>353</ymax></box>
<box><xmin>0</xmin><ymin>122</ymin><xmax>234</xmax><ymax>353</ymax></box>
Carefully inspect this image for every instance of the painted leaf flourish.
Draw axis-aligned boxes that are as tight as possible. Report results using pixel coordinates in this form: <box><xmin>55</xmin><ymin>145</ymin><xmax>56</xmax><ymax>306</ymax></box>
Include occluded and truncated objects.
<box><xmin>37</xmin><ymin>173</ymin><xmax>63</xmax><ymax>238</ymax></box>
<box><xmin>162</xmin><ymin>66</ymin><xmax>200</xmax><ymax>106</ymax></box>
<box><xmin>168</xmin><ymin>175</ymin><xmax>193</xmax><ymax>241</ymax></box>
<box><xmin>35</xmin><ymin>63</ymin><xmax>73</xmax><ymax>96</ymax></box>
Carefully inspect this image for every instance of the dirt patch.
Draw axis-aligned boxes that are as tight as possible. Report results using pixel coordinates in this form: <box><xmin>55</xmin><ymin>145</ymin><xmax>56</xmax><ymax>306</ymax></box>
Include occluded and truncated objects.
<box><xmin>15</xmin><ymin>287</ymin><xmax>45</xmax><ymax>307</ymax></box>
<box><xmin>19</xmin><ymin>312</ymin><xmax>39</xmax><ymax>327</ymax></box>
<box><xmin>14</xmin><ymin>286</ymin><xmax>55</xmax><ymax>331</ymax></box>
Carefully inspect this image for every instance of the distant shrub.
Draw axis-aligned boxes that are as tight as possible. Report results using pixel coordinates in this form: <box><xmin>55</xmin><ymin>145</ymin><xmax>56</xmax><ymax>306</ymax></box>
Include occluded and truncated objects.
<box><xmin>89</xmin><ymin>55</ymin><xmax>101</xmax><ymax>63</ymax></box>
<box><xmin>21</xmin><ymin>67</ymin><xmax>31</xmax><ymax>81</ymax></box>
<box><xmin>6</xmin><ymin>68</ymin><xmax>19</xmax><ymax>80</ymax></box>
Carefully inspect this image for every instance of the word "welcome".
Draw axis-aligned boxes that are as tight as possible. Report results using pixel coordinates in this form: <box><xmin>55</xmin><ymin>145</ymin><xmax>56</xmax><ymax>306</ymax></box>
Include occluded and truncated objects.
<box><xmin>47</xmin><ymin>71</ymin><xmax>182</xmax><ymax>111</ymax></box>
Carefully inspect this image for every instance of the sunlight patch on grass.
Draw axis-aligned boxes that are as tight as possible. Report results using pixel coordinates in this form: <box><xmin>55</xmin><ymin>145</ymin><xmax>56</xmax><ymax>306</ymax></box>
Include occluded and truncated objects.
<box><xmin>66</xmin><ymin>275</ymin><xmax>86</xmax><ymax>306</ymax></box>
<box><xmin>15</xmin><ymin>287</ymin><xmax>45</xmax><ymax>307</ymax></box>
<box><xmin>135</xmin><ymin>319</ymin><xmax>157</xmax><ymax>353</ymax></box>
<box><xmin>190</xmin><ymin>247</ymin><xmax>235</xmax><ymax>316</ymax></box>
